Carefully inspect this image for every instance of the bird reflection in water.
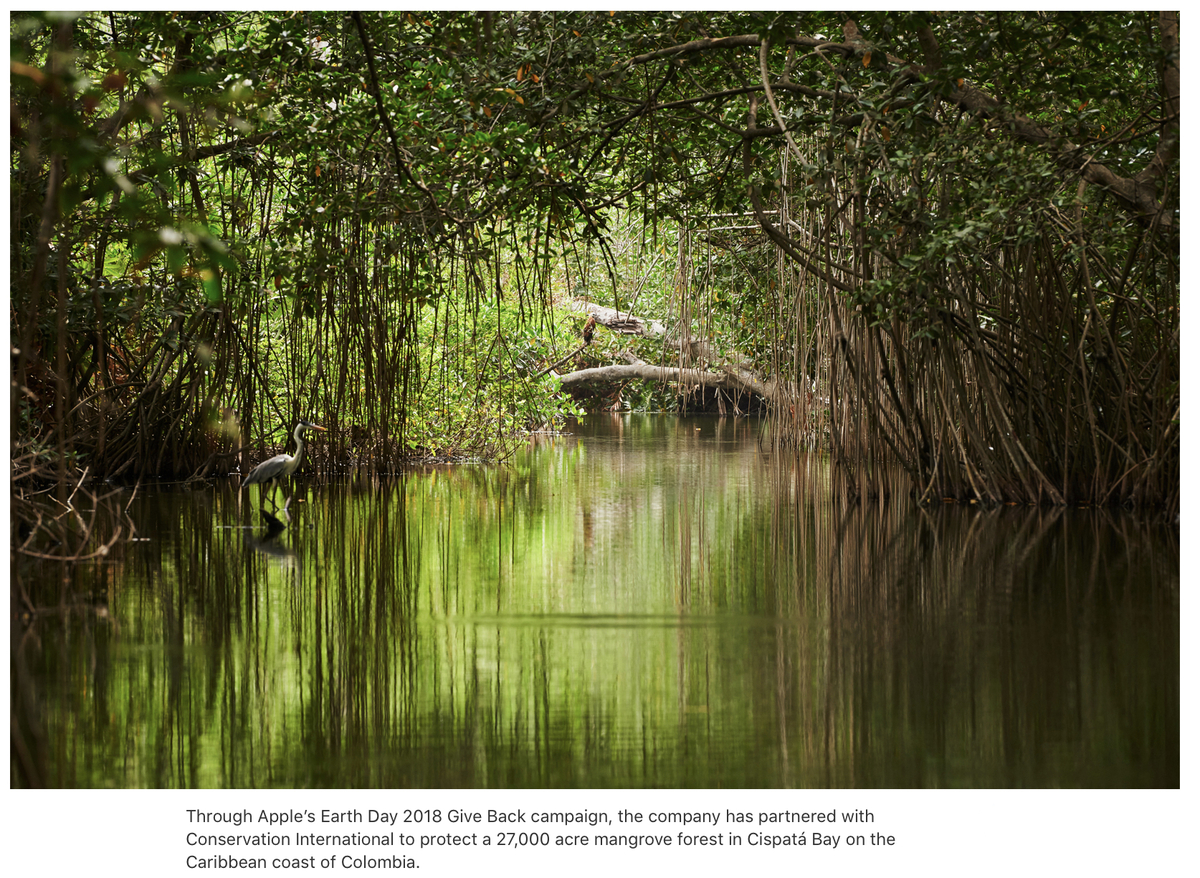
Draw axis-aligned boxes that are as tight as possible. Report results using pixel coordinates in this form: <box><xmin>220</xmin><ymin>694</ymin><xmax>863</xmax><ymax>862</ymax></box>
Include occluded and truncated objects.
<box><xmin>260</xmin><ymin>496</ymin><xmax>293</xmax><ymax>536</ymax></box>
<box><xmin>247</xmin><ymin>497</ymin><xmax>298</xmax><ymax>560</ymax></box>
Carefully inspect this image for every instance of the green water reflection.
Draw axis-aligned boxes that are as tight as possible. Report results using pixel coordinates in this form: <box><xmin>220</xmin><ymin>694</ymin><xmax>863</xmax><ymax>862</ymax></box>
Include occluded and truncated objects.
<box><xmin>13</xmin><ymin>415</ymin><xmax>1179</xmax><ymax>787</ymax></box>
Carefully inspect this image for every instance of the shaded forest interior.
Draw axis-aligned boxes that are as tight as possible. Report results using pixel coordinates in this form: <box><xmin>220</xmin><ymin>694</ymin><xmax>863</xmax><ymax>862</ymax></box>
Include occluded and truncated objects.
<box><xmin>11</xmin><ymin>12</ymin><xmax>1178</xmax><ymax>518</ymax></box>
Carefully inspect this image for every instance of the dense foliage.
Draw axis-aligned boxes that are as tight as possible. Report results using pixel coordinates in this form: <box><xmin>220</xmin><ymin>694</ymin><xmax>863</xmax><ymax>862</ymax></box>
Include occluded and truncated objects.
<box><xmin>10</xmin><ymin>11</ymin><xmax>1178</xmax><ymax>510</ymax></box>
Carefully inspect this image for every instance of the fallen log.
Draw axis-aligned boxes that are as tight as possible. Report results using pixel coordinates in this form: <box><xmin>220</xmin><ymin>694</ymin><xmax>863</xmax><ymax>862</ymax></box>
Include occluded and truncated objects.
<box><xmin>561</xmin><ymin>299</ymin><xmax>807</xmax><ymax>406</ymax></box>
<box><xmin>572</xmin><ymin>298</ymin><xmax>749</xmax><ymax>369</ymax></box>
<box><xmin>570</xmin><ymin>300</ymin><xmax>667</xmax><ymax>337</ymax></box>
<box><xmin>555</xmin><ymin>362</ymin><xmax>791</xmax><ymax>404</ymax></box>
<box><xmin>558</xmin><ymin>363</ymin><xmax>728</xmax><ymax>389</ymax></box>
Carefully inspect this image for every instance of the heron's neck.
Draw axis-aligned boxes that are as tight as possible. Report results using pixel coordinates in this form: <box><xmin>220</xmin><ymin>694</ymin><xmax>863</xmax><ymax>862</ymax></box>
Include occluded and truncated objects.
<box><xmin>293</xmin><ymin>428</ymin><xmax>307</xmax><ymax>466</ymax></box>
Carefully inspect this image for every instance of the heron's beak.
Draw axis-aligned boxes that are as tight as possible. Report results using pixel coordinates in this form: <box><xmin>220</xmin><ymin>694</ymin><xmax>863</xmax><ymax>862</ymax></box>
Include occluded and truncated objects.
<box><xmin>310</xmin><ymin>424</ymin><xmax>327</xmax><ymax>431</ymax></box>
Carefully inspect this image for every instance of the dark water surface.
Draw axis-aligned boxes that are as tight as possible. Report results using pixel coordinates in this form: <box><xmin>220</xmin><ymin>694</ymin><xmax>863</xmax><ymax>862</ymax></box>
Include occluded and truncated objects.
<box><xmin>14</xmin><ymin>415</ymin><xmax>1179</xmax><ymax>788</ymax></box>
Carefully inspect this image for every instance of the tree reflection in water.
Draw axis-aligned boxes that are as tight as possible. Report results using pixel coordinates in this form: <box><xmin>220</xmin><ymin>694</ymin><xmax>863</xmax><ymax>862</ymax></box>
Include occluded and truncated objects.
<box><xmin>11</xmin><ymin>415</ymin><xmax>1179</xmax><ymax>788</ymax></box>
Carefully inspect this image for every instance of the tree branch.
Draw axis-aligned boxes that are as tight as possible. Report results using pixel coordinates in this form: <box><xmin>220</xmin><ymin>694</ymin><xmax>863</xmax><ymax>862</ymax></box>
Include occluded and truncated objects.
<box><xmin>913</xmin><ymin>17</ymin><xmax>1175</xmax><ymax>228</ymax></box>
<box><xmin>351</xmin><ymin>12</ymin><xmax>452</xmax><ymax>226</ymax></box>
<box><xmin>619</xmin><ymin>19</ymin><xmax>1177</xmax><ymax>230</ymax></box>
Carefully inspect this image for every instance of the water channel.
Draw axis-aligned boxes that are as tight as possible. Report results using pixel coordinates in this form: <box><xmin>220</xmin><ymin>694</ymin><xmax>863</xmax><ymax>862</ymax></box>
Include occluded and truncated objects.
<box><xmin>13</xmin><ymin>415</ymin><xmax>1179</xmax><ymax>788</ymax></box>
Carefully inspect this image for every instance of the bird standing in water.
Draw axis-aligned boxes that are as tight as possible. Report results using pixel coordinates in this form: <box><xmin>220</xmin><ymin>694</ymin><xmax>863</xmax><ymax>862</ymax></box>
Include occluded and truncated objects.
<box><xmin>242</xmin><ymin>420</ymin><xmax>326</xmax><ymax>509</ymax></box>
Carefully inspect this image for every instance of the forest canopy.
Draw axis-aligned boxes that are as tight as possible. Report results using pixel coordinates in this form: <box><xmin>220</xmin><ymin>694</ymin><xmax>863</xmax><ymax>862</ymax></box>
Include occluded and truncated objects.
<box><xmin>10</xmin><ymin>11</ymin><xmax>1178</xmax><ymax>510</ymax></box>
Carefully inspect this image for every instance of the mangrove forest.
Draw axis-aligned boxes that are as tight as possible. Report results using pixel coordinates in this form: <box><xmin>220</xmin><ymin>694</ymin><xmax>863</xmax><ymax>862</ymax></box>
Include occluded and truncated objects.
<box><xmin>11</xmin><ymin>10</ymin><xmax>1180</xmax><ymax>523</ymax></box>
<box><xmin>9</xmin><ymin>10</ymin><xmax>1181</xmax><ymax>796</ymax></box>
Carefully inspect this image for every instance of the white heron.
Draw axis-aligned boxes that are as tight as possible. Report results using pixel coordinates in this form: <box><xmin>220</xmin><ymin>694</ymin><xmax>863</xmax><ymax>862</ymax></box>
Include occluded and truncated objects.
<box><xmin>242</xmin><ymin>420</ymin><xmax>326</xmax><ymax>508</ymax></box>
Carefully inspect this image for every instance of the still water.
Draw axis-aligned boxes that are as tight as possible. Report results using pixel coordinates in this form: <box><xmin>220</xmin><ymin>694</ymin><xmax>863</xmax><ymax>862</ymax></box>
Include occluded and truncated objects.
<box><xmin>14</xmin><ymin>415</ymin><xmax>1179</xmax><ymax>788</ymax></box>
